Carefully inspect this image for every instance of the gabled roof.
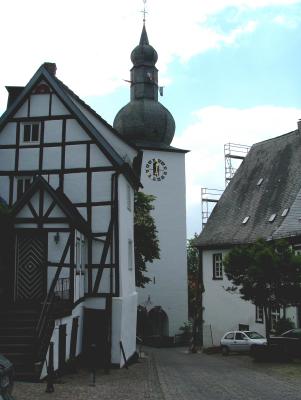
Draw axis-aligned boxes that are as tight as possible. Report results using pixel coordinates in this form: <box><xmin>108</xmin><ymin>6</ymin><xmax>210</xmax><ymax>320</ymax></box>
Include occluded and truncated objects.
<box><xmin>11</xmin><ymin>175</ymin><xmax>91</xmax><ymax>235</ymax></box>
<box><xmin>0</xmin><ymin>63</ymin><xmax>141</xmax><ymax>189</ymax></box>
<box><xmin>195</xmin><ymin>129</ymin><xmax>301</xmax><ymax>249</ymax></box>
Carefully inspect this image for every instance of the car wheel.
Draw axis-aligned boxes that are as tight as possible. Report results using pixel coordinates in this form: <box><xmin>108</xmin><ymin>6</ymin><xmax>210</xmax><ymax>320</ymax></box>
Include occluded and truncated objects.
<box><xmin>221</xmin><ymin>346</ymin><xmax>229</xmax><ymax>356</ymax></box>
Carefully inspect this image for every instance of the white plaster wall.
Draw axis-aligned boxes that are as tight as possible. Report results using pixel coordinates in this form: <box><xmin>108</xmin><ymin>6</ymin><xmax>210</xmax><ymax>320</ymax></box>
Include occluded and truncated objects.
<box><xmin>111</xmin><ymin>293</ymin><xmax>137</xmax><ymax>366</ymax></box>
<box><xmin>0</xmin><ymin>149</ymin><xmax>15</xmax><ymax>170</ymax></box>
<box><xmin>202</xmin><ymin>249</ymin><xmax>266</xmax><ymax>347</ymax></box>
<box><xmin>0</xmin><ymin>122</ymin><xmax>16</xmax><ymax>144</ymax></box>
<box><xmin>90</xmin><ymin>144</ymin><xmax>111</xmax><ymax>167</ymax></box>
<box><xmin>44</xmin><ymin>120</ymin><xmax>62</xmax><ymax>143</ymax></box>
<box><xmin>29</xmin><ymin>94</ymin><xmax>50</xmax><ymax>117</ymax></box>
<box><xmin>91</xmin><ymin>172</ymin><xmax>112</xmax><ymax>202</ymax></box>
<box><xmin>65</xmin><ymin>144</ymin><xmax>86</xmax><ymax>169</ymax></box>
<box><xmin>137</xmin><ymin>150</ymin><xmax>188</xmax><ymax>336</ymax></box>
<box><xmin>118</xmin><ymin>175</ymin><xmax>135</xmax><ymax>297</ymax></box>
<box><xmin>51</xmin><ymin>95</ymin><xmax>69</xmax><ymax>116</ymax></box>
<box><xmin>43</xmin><ymin>147</ymin><xmax>62</xmax><ymax>170</ymax></box>
<box><xmin>18</xmin><ymin>148</ymin><xmax>39</xmax><ymax>170</ymax></box>
<box><xmin>64</xmin><ymin>173</ymin><xmax>87</xmax><ymax>203</ymax></box>
<box><xmin>65</xmin><ymin>119</ymin><xmax>89</xmax><ymax>142</ymax></box>
<box><xmin>91</xmin><ymin>206</ymin><xmax>111</xmax><ymax>233</ymax></box>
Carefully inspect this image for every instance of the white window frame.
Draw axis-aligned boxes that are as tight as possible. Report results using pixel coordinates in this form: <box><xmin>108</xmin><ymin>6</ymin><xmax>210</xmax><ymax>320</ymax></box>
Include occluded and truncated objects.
<box><xmin>213</xmin><ymin>253</ymin><xmax>223</xmax><ymax>280</ymax></box>
<box><xmin>271</xmin><ymin>306</ymin><xmax>281</xmax><ymax>331</ymax></box>
<box><xmin>21</xmin><ymin>122</ymin><xmax>40</xmax><ymax>144</ymax></box>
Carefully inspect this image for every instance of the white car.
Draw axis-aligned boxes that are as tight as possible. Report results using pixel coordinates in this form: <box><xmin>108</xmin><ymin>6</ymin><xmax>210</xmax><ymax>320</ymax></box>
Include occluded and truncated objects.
<box><xmin>220</xmin><ymin>331</ymin><xmax>267</xmax><ymax>355</ymax></box>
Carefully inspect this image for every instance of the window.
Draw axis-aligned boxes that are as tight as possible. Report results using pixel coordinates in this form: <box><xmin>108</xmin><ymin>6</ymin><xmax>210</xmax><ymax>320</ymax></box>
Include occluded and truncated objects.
<box><xmin>127</xmin><ymin>184</ymin><xmax>131</xmax><ymax>211</ymax></box>
<box><xmin>213</xmin><ymin>253</ymin><xmax>223</xmax><ymax>279</ymax></box>
<box><xmin>128</xmin><ymin>239</ymin><xmax>133</xmax><ymax>270</ymax></box>
<box><xmin>235</xmin><ymin>332</ymin><xmax>247</xmax><ymax>340</ymax></box>
<box><xmin>256</xmin><ymin>305</ymin><xmax>264</xmax><ymax>323</ymax></box>
<box><xmin>224</xmin><ymin>332</ymin><xmax>234</xmax><ymax>340</ymax></box>
<box><xmin>22</xmin><ymin>122</ymin><xmax>40</xmax><ymax>143</ymax></box>
<box><xmin>271</xmin><ymin>306</ymin><xmax>281</xmax><ymax>331</ymax></box>
<box><xmin>16</xmin><ymin>177</ymin><xmax>32</xmax><ymax>200</ymax></box>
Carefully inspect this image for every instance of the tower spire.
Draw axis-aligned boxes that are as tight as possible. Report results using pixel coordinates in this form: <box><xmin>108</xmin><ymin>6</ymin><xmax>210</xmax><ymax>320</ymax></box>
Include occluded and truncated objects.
<box><xmin>141</xmin><ymin>0</ymin><xmax>147</xmax><ymax>24</ymax></box>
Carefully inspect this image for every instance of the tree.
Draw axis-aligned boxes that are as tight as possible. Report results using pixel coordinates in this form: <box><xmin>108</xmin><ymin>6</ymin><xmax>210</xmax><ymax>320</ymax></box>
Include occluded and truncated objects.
<box><xmin>187</xmin><ymin>235</ymin><xmax>203</xmax><ymax>351</ymax></box>
<box><xmin>134</xmin><ymin>192</ymin><xmax>160</xmax><ymax>288</ymax></box>
<box><xmin>223</xmin><ymin>238</ymin><xmax>301</xmax><ymax>340</ymax></box>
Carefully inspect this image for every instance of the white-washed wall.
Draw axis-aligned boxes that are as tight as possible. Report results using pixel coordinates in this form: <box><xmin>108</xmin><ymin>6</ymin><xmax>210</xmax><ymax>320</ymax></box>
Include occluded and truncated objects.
<box><xmin>137</xmin><ymin>150</ymin><xmax>188</xmax><ymax>336</ymax></box>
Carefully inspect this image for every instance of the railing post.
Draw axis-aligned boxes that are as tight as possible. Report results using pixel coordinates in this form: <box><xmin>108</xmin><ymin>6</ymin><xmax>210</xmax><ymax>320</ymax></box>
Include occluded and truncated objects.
<box><xmin>45</xmin><ymin>341</ymin><xmax>54</xmax><ymax>393</ymax></box>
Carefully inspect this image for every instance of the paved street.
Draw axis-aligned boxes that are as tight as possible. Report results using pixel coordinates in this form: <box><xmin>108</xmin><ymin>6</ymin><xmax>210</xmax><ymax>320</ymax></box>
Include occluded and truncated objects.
<box><xmin>13</xmin><ymin>347</ymin><xmax>301</xmax><ymax>400</ymax></box>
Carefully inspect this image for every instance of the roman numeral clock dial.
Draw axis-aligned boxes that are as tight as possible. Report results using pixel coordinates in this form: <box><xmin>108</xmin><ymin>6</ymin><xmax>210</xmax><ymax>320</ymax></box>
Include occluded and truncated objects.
<box><xmin>145</xmin><ymin>158</ymin><xmax>168</xmax><ymax>181</ymax></box>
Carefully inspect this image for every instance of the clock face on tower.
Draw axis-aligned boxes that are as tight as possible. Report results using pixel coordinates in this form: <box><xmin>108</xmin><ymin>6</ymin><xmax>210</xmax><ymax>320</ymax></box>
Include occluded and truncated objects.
<box><xmin>145</xmin><ymin>158</ymin><xmax>168</xmax><ymax>181</ymax></box>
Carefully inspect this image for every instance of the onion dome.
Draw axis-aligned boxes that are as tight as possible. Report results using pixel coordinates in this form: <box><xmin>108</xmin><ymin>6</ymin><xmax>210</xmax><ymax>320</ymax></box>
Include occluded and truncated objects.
<box><xmin>113</xmin><ymin>24</ymin><xmax>175</xmax><ymax>147</ymax></box>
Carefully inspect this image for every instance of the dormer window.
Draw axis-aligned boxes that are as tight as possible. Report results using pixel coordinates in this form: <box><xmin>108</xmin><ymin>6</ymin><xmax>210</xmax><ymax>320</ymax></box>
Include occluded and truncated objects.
<box><xmin>22</xmin><ymin>122</ymin><xmax>40</xmax><ymax>143</ymax></box>
<box><xmin>269</xmin><ymin>213</ymin><xmax>276</xmax><ymax>222</ymax></box>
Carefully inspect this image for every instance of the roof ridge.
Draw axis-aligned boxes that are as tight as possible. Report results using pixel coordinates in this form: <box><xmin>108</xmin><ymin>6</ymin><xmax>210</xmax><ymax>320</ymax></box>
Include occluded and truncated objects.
<box><xmin>253</xmin><ymin>129</ymin><xmax>298</xmax><ymax>147</ymax></box>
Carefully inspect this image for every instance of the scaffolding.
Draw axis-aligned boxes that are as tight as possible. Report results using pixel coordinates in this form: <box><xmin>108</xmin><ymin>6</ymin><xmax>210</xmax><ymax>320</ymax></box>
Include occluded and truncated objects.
<box><xmin>224</xmin><ymin>143</ymin><xmax>250</xmax><ymax>186</ymax></box>
<box><xmin>201</xmin><ymin>143</ymin><xmax>250</xmax><ymax>229</ymax></box>
<box><xmin>201</xmin><ymin>188</ymin><xmax>223</xmax><ymax>229</ymax></box>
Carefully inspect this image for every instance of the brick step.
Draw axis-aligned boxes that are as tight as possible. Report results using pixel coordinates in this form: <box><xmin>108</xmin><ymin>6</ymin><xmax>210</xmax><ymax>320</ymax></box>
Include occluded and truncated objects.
<box><xmin>0</xmin><ymin>343</ymin><xmax>34</xmax><ymax>353</ymax></box>
<box><xmin>0</xmin><ymin>319</ymin><xmax>38</xmax><ymax>328</ymax></box>
<box><xmin>0</xmin><ymin>327</ymin><xmax>35</xmax><ymax>335</ymax></box>
<box><xmin>0</xmin><ymin>335</ymin><xmax>34</xmax><ymax>344</ymax></box>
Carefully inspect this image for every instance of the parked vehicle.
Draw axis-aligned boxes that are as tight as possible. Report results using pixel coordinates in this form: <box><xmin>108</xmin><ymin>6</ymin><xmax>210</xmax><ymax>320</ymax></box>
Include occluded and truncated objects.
<box><xmin>220</xmin><ymin>331</ymin><xmax>267</xmax><ymax>355</ymax></box>
<box><xmin>251</xmin><ymin>329</ymin><xmax>301</xmax><ymax>360</ymax></box>
<box><xmin>0</xmin><ymin>354</ymin><xmax>14</xmax><ymax>399</ymax></box>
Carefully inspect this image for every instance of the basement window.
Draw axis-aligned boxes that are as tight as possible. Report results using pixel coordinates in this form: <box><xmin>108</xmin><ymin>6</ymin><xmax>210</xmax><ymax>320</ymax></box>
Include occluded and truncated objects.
<box><xmin>269</xmin><ymin>213</ymin><xmax>276</xmax><ymax>222</ymax></box>
<box><xmin>281</xmin><ymin>208</ymin><xmax>289</xmax><ymax>217</ymax></box>
<box><xmin>257</xmin><ymin>178</ymin><xmax>264</xmax><ymax>186</ymax></box>
<box><xmin>242</xmin><ymin>216</ymin><xmax>250</xmax><ymax>224</ymax></box>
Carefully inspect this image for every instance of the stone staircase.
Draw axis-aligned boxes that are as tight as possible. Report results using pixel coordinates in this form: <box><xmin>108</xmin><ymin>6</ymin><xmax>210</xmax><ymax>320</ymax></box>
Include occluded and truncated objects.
<box><xmin>0</xmin><ymin>304</ymin><xmax>41</xmax><ymax>381</ymax></box>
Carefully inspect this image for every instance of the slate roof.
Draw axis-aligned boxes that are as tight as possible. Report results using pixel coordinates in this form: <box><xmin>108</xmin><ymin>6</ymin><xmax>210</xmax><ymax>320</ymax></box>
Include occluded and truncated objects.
<box><xmin>195</xmin><ymin>129</ymin><xmax>301</xmax><ymax>249</ymax></box>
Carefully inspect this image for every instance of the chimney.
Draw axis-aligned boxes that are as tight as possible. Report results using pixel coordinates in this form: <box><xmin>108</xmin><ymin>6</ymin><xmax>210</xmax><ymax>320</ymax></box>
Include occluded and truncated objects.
<box><xmin>6</xmin><ymin>86</ymin><xmax>24</xmax><ymax>109</ymax></box>
<box><xmin>298</xmin><ymin>119</ymin><xmax>301</xmax><ymax>134</ymax></box>
<box><xmin>43</xmin><ymin>62</ymin><xmax>57</xmax><ymax>76</ymax></box>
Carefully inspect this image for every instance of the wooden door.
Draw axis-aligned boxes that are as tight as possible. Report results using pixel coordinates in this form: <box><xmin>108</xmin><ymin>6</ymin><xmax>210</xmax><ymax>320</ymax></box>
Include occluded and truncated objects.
<box><xmin>15</xmin><ymin>232</ymin><xmax>47</xmax><ymax>301</ymax></box>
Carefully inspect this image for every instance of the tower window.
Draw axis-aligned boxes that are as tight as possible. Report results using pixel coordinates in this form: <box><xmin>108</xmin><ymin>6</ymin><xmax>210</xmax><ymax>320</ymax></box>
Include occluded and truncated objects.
<box><xmin>22</xmin><ymin>122</ymin><xmax>40</xmax><ymax>143</ymax></box>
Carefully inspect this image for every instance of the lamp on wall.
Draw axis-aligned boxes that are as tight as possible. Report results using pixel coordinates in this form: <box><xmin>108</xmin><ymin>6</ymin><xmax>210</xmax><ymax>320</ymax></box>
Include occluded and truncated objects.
<box><xmin>54</xmin><ymin>232</ymin><xmax>60</xmax><ymax>244</ymax></box>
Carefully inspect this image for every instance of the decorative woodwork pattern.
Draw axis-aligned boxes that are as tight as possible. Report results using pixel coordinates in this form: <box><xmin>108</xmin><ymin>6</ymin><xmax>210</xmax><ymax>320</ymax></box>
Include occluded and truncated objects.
<box><xmin>16</xmin><ymin>234</ymin><xmax>46</xmax><ymax>300</ymax></box>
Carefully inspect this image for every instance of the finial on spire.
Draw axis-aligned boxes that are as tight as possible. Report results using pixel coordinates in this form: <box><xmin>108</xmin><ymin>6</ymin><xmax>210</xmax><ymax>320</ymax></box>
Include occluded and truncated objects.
<box><xmin>141</xmin><ymin>0</ymin><xmax>148</xmax><ymax>24</ymax></box>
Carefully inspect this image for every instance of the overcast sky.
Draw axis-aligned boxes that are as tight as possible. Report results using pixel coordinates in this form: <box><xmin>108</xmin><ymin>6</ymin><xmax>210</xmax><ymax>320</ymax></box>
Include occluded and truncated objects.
<box><xmin>1</xmin><ymin>0</ymin><xmax>301</xmax><ymax>237</ymax></box>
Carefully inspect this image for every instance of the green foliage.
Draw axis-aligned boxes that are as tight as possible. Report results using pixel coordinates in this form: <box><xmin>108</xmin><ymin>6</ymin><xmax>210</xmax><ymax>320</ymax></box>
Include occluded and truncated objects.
<box><xmin>134</xmin><ymin>192</ymin><xmax>160</xmax><ymax>288</ymax></box>
<box><xmin>274</xmin><ymin>318</ymin><xmax>295</xmax><ymax>335</ymax></box>
<box><xmin>187</xmin><ymin>235</ymin><xmax>202</xmax><ymax>317</ymax></box>
<box><xmin>223</xmin><ymin>239</ymin><xmax>301</xmax><ymax>337</ymax></box>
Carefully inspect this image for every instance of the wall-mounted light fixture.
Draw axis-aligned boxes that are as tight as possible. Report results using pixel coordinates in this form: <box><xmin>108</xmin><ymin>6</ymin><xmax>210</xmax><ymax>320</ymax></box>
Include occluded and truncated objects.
<box><xmin>54</xmin><ymin>232</ymin><xmax>60</xmax><ymax>244</ymax></box>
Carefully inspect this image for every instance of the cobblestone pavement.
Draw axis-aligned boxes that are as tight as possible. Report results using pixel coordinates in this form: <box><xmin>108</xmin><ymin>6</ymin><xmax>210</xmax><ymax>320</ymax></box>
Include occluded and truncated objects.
<box><xmin>13</xmin><ymin>354</ymin><xmax>163</xmax><ymax>400</ymax></box>
<box><xmin>152</xmin><ymin>347</ymin><xmax>301</xmax><ymax>400</ymax></box>
<box><xmin>13</xmin><ymin>347</ymin><xmax>301</xmax><ymax>400</ymax></box>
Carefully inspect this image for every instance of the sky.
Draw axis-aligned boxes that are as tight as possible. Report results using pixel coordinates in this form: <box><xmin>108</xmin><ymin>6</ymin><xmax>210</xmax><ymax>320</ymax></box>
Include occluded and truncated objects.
<box><xmin>1</xmin><ymin>0</ymin><xmax>301</xmax><ymax>238</ymax></box>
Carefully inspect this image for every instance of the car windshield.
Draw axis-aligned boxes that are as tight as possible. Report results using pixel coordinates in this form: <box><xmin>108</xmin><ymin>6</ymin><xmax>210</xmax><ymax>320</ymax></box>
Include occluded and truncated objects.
<box><xmin>244</xmin><ymin>331</ymin><xmax>264</xmax><ymax>339</ymax></box>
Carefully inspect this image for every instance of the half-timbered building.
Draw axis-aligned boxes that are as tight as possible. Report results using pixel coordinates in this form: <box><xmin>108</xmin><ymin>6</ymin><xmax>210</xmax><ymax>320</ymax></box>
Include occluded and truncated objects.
<box><xmin>0</xmin><ymin>62</ymin><xmax>141</xmax><ymax>379</ymax></box>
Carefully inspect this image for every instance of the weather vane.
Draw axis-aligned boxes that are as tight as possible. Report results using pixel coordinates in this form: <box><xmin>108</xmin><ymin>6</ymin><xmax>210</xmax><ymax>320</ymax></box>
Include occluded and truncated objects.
<box><xmin>141</xmin><ymin>0</ymin><xmax>148</xmax><ymax>23</ymax></box>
